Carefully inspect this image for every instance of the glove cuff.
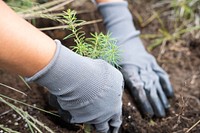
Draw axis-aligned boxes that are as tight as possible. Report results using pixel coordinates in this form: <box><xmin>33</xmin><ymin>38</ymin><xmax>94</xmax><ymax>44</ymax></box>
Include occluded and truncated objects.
<box><xmin>98</xmin><ymin>1</ymin><xmax>140</xmax><ymax>45</ymax></box>
<box><xmin>98</xmin><ymin>1</ymin><xmax>149</xmax><ymax>66</ymax></box>
<box><xmin>25</xmin><ymin>40</ymin><xmax>61</xmax><ymax>82</ymax></box>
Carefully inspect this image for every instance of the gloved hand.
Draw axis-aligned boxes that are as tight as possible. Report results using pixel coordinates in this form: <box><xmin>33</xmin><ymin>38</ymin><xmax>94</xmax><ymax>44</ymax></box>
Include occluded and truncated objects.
<box><xmin>26</xmin><ymin>40</ymin><xmax>124</xmax><ymax>133</ymax></box>
<box><xmin>98</xmin><ymin>1</ymin><xmax>174</xmax><ymax>117</ymax></box>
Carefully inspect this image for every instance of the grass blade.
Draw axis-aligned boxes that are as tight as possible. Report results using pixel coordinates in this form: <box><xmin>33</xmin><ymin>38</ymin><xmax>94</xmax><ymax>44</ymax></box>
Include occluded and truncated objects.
<box><xmin>0</xmin><ymin>83</ymin><xmax>27</xmax><ymax>96</ymax></box>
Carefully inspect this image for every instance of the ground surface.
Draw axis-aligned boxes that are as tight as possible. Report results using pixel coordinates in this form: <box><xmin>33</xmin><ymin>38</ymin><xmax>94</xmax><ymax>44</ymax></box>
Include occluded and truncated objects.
<box><xmin>0</xmin><ymin>0</ymin><xmax>199</xmax><ymax>133</ymax></box>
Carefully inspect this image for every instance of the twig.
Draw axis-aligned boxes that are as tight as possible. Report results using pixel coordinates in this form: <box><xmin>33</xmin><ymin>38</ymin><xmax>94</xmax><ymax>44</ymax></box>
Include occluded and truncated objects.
<box><xmin>152</xmin><ymin>1</ymin><xmax>170</xmax><ymax>8</ymax></box>
<box><xmin>39</xmin><ymin>19</ymin><xmax>102</xmax><ymax>31</ymax></box>
<box><xmin>186</xmin><ymin>120</ymin><xmax>200</xmax><ymax>133</ymax></box>
<box><xmin>157</xmin><ymin>39</ymin><xmax>167</xmax><ymax>61</ymax></box>
<box><xmin>77</xmin><ymin>10</ymin><xmax>95</xmax><ymax>15</ymax></box>
<box><xmin>22</xmin><ymin>9</ymin><xmax>94</xmax><ymax>20</ymax></box>
<box><xmin>18</xmin><ymin>75</ymin><xmax>32</xmax><ymax>90</ymax></box>
<box><xmin>0</xmin><ymin>109</ymin><xmax>12</xmax><ymax>117</ymax></box>
<box><xmin>0</xmin><ymin>124</ymin><xmax>20</xmax><ymax>133</ymax></box>
<box><xmin>20</xmin><ymin>0</ymin><xmax>66</xmax><ymax>13</ymax></box>
<box><xmin>21</xmin><ymin>0</ymin><xmax>74</xmax><ymax>19</ymax></box>
<box><xmin>176</xmin><ymin>93</ymin><xmax>200</xmax><ymax>107</ymax></box>
<box><xmin>0</xmin><ymin>83</ymin><xmax>27</xmax><ymax>96</ymax></box>
<box><xmin>141</xmin><ymin>11</ymin><xmax>159</xmax><ymax>27</ymax></box>
<box><xmin>90</xmin><ymin>12</ymin><xmax>99</xmax><ymax>33</ymax></box>
<box><xmin>0</xmin><ymin>94</ymin><xmax>59</xmax><ymax>117</ymax></box>
<box><xmin>131</xmin><ymin>8</ymin><xmax>143</xmax><ymax>25</ymax></box>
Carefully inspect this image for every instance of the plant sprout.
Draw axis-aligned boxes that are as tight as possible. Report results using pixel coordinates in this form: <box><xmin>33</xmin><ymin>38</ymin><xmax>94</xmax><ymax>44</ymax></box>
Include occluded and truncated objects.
<box><xmin>61</xmin><ymin>9</ymin><xmax>121</xmax><ymax>132</ymax></box>
<box><xmin>141</xmin><ymin>24</ymin><xmax>200</xmax><ymax>51</ymax></box>
<box><xmin>170</xmin><ymin>0</ymin><xmax>199</xmax><ymax>19</ymax></box>
<box><xmin>62</xmin><ymin>9</ymin><xmax>120</xmax><ymax>67</ymax></box>
<box><xmin>140</xmin><ymin>9</ymin><xmax>200</xmax><ymax>51</ymax></box>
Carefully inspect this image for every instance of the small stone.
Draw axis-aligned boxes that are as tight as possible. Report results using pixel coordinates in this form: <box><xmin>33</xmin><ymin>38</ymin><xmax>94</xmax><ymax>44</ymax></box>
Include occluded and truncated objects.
<box><xmin>132</xmin><ymin>106</ymin><xmax>136</xmax><ymax>110</ymax></box>
<box><xmin>24</xmin><ymin>124</ymin><xmax>28</xmax><ymax>128</ymax></box>
<box><xmin>14</xmin><ymin>122</ymin><xmax>19</xmax><ymax>126</ymax></box>
<box><xmin>0</xmin><ymin>130</ymin><xmax>3</xmax><ymax>133</ymax></box>
<box><xmin>8</xmin><ymin>120</ymin><xmax>12</xmax><ymax>123</ymax></box>
<box><xmin>128</xmin><ymin>116</ymin><xmax>131</xmax><ymax>119</ymax></box>
<box><xmin>15</xmin><ymin>117</ymin><xmax>21</xmax><ymax>121</ymax></box>
<box><xmin>12</xmin><ymin>114</ymin><xmax>17</xmax><ymax>118</ymax></box>
<box><xmin>128</xmin><ymin>102</ymin><xmax>131</xmax><ymax>106</ymax></box>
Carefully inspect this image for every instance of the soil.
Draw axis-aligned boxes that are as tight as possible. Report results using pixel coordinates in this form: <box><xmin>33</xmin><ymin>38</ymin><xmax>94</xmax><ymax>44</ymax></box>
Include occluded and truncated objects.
<box><xmin>0</xmin><ymin>0</ymin><xmax>199</xmax><ymax>133</ymax></box>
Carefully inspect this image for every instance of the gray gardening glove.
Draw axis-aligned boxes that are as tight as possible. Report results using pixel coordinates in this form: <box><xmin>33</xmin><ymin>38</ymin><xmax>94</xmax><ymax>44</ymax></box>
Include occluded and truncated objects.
<box><xmin>98</xmin><ymin>1</ymin><xmax>174</xmax><ymax>117</ymax></box>
<box><xmin>26</xmin><ymin>40</ymin><xmax>124</xmax><ymax>133</ymax></box>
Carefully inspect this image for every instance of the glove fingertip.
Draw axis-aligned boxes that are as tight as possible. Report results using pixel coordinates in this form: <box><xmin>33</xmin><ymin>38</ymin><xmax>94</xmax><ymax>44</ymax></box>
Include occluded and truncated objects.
<box><xmin>159</xmin><ymin>75</ymin><xmax>174</xmax><ymax>98</ymax></box>
<box><xmin>139</xmin><ymin>101</ymin><xmax>154</xmax><ymax>118</ymax></box>
<box><xmin>153</xmin><ymin>103</ymin><xmax>166</xmax><ymax>118</ymax></box>
<box><xmin>95</xmin><ymin>122</ymin><xmax>110</xmax><ymax>133</ymax></box>
<box><xmin>167</xmin><ymin>87</ymin><xmax>174</xmax><ymax>98</ymax></box>
<box><xmin>156</xmin><ymin>111</ymin><xmax>166</xmax><ymax>118</ymax></box>
<box><xmin>164</xmin><ymin>84</ymin><xmax>174</xmax><ymax>98</ymax></box>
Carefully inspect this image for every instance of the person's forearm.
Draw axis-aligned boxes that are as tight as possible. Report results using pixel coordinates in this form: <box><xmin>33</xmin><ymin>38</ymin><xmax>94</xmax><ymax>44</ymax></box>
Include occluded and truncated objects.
<box><xmin>0</xmin><ymin>1</ymin><xmax>56</xmax><ymax>77</ymax></box>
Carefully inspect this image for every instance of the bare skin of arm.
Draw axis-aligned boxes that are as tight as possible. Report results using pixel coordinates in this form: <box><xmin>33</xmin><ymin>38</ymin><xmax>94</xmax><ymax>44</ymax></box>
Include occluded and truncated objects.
<box><xmin>0</xmin><ymin>1</ymin><xmax>56</xmax><ymax>77</ymax></box>
<box><xmin>0</xmin><ymin>0</ymin><xmax>122</xmax><ymax>77</ymax></box>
